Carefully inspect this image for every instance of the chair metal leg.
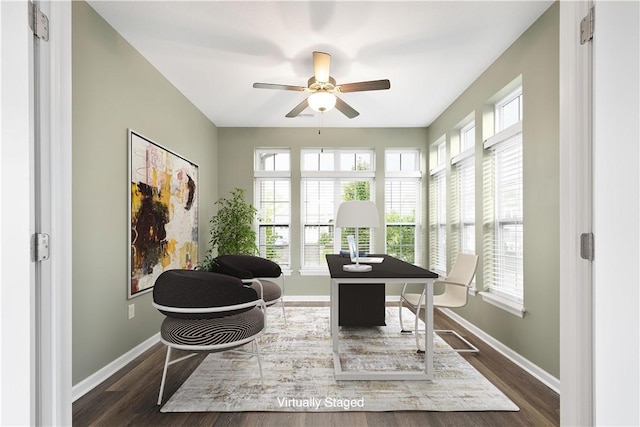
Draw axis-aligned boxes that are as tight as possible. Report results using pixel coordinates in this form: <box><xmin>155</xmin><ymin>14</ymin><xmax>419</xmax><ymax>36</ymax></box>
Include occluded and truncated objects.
<box><xmin>157</xmin><ymin>346</ymin><xmax>200</xmax><ymax>405</ymax></box>
<box><xmin>399</xmin><ymin>299</ymin><xmax>412</xmax><ymax>333</ymax></box>
<box><xmin>435</xmin><ymin>329</ymin><xmax>479</xmax><ymax>353</ymax></box>
<box><xmin>413</xmin><ymin>329</ymin><xmax>479</xmax><ymax>354</ymax></box>
<box><xmin>399</xmin><ymin>289</ymin><xmax>427</xmax><ymax>348</ymax></box>
<box><xmin>157</xmin><ymin>346</ymin><xmax>172</xmax><ymax>405</ymax></box>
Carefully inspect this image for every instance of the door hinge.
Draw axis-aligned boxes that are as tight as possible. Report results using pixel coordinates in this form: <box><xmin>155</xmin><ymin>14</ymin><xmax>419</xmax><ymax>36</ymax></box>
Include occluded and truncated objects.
<box><xmin>580</xmin><ymin>6</ymin><xmax>594</xmax><ymax>45</ymax></box>
<box><xmin>29</xmin><ymin>1</ymin><xmax>49</xmax><ymax>42</ymax></box>
<box><xmin>580</xmin><ymin>232</ymin><xmax>594</xmax><ymax>261</ymax></box>
<box><xmin>33</xmin><ymin>233</ymin><xmax>50</xmax><ymax>262</ymax></box>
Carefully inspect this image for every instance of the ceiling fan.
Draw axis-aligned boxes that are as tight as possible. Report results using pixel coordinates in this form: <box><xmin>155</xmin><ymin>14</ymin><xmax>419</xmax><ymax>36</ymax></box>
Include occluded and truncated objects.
<box><xmin>253</xmin><ymin>51</ymin><xmax>390</xmax><ymax>119</ymax></box>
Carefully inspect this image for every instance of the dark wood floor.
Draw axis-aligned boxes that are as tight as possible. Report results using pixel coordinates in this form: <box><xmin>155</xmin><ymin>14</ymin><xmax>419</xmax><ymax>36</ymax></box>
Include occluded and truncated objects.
<box><xmin>73</xmin><ymin>303</ymin><xmax>559</xmax><ymax>426</ymax></box>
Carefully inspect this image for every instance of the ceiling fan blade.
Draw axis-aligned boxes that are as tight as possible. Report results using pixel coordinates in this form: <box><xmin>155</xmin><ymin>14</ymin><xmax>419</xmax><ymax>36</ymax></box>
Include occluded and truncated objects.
<box><xmin>285</xmin><ymin>98</ymin><xmax>310</xmax><ymax>118</ymax></box>
<box><xmin>313</xmin><ymin>51</ymin><xmax>331</xmax><ymax>83</ymax></box>
<box><xmin>334</xmin><ymin>96</ymin><xmax>359</xmax><ymax>119</ymax></box>
<box><xmin>338</xmin><ymin>79</ymin><xmax>391</xmax><ymax>93</ymax></box>
<box><xmin>253</xmin><ymin>82</ymin><xmax>306</xmax><ymax>91</ymax></box>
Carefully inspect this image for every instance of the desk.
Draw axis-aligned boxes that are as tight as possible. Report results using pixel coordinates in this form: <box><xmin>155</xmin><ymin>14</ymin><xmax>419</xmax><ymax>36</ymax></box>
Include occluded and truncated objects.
<box><xmin>326</xmin><ymin>254</ymin><xmax>438</xmax><ymax>381</ymax></box>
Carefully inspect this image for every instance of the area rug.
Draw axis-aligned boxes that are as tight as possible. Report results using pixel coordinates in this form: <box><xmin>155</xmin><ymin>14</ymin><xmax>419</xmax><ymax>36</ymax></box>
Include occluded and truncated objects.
<box><xmin>160</xmin><ymin>306</ymin><xmax>519</xmax><ymax>412</ymax></box>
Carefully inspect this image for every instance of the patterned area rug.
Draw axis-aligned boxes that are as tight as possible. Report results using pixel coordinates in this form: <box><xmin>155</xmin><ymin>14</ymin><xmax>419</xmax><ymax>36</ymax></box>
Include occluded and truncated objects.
<box><xmin>161</xmin><ymin>306</ymin><xmax>519</xmax><ymax>412</ymax></box>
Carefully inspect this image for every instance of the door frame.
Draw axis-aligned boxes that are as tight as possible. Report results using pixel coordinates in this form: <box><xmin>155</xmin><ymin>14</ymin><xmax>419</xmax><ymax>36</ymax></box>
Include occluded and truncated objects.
<box><xmin>0</xmin><ymin>1</ymin><xmax>72</xmax><ymax>425</ymax></box>
<box><xmin>0</xmin><ymin>1</ymin><xmax>37</xmax><ymax>421</ymax></box>
<box><xmin>558</xmin><ymin>1</ymin><xmax>594</xmax><ymax>425</ymax></box>
<box><xmin>42</xmin><ymin>1</ymin><xmax>73</xmax><ymax>425</ymax></box>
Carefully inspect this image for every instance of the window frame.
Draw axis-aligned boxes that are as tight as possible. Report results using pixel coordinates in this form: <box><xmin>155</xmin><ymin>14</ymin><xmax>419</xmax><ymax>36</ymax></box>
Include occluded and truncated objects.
<box><xmin>460</xmin><ymin>120</ymin><xmax>476</xmax><ymax>153</ymax></box>
<box><xmin>429</xmin><ymin>141</ymin><xmax>447</xmax><ymax>275</ymax></box>
<box><xmin>385</xmin><ymin>149</ymin><xmax>422</xmax><ymax>265</ymax></box>
<box><xmin>300</xmin><ymin>148</ymin><xmax>376</xmax><ymax>274</ymax></box>
<box><xmin>254</xmin><ymin>149</ymin><xmax>291</xmax><ymax>271</ymax></box>
<box><xmin>480</xmin><ymin>86</ymin><xmax>525</xmax><ymax>317</ymax></box>
<box><xmin>495</xmin><ymin>87</ymin><xmax>523</xmax><ymax>132</ymax></box>
<box><xmin>451</xmin><ymin>126</ymin><xmax>477</xmax><ymax>286</ymax></box>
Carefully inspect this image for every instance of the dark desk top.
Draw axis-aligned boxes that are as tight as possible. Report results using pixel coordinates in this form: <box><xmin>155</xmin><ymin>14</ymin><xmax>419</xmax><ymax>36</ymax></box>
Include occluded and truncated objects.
<box><xmin>326</xmin><ymin>254</ymin><xmax>438</xmax><ymax>279</ymax></box>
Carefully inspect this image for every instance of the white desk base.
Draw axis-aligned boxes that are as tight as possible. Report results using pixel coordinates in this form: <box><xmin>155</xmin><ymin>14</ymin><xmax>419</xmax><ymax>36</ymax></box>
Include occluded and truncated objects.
<box><xmin>330</xmin><ymin>277</ymin><xmax>434</xmax><ymax>381</ymax></box>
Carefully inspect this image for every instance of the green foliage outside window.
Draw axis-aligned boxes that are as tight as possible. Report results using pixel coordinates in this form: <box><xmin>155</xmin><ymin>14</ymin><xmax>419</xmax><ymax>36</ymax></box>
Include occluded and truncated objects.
<box><xmin>386</xmin><ymin>211</ymin><xmax>416</xmax><ymax>264</ymax></box>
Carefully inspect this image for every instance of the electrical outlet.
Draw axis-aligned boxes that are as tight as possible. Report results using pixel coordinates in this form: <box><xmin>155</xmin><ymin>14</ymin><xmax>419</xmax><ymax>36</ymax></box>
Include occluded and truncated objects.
<box><xmin>128</xmin><ymin>304</ymin><xmax>135</xmax><ymax>319</ymax></box>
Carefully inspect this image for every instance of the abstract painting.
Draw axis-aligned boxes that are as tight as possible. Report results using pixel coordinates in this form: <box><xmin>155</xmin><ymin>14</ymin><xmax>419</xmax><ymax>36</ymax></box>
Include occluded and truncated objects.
<box><xmin>128</xmin><ymin>130</ymin><xmax>198</xmax><ymax>298</ymax></box>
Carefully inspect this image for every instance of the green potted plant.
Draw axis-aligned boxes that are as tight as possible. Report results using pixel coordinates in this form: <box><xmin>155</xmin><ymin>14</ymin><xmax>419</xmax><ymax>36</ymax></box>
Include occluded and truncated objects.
<box><xmin>200</xmin><ymin>188</ymin><xmax>258</xmax><ymax>271</ymax></box>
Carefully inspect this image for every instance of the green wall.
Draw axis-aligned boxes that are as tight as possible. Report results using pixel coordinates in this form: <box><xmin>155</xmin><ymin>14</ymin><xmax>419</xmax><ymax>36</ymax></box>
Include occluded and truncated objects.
<box><xmin>427</xmin><ymin>3</ymin><xmax>559</xmax><ymax>378</ymax></box>
<box><xmin>217</xmin><ymin>127</ymin><xmax>429</xmax><ymax>296</ymax></box>
<box><xmin>72</xmin><ymin>1</ymin><xmax>218</xmax><ymax>385</ymax></box>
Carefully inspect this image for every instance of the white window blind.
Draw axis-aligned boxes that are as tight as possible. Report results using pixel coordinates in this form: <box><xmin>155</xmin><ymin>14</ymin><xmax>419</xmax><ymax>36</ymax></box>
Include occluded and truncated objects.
<box><xmin>255</xmin><ymin>179</ymin><xmax>290</xmax><ymax>268</ymax></box>
<box><xmin>483</xmin><ymin>131</ymin><xmax>523</xmax><ymax>303</ymax></box>
<box><xmin>429</xmin><ymin>168</ymin><xmax>447</xmax><ymax>274</ymax></box>
<box><xmin>301</xmin><ymin>179</ymin><xmax>336</xmax><ymax>268</ymax></box>
<box><xmin>452</xmin><ymin>153</ymin><xmax>475</xmax><ymax>255</ymax></box>
<box><xmin>254</xmin><ymin>149</ymin><xmax>291</xmax><ymax>268</ymax></box>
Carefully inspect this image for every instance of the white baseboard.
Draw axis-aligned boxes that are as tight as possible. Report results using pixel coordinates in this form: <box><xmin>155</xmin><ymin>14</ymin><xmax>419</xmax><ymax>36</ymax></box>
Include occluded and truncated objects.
<box><xmin>283</xmin><ymin>295</ymin><xmax>329</xmax><ymax>302</ymax></box>
<box><xmin>439</xmin><ymin>308</ymin><xmax>560</xmax><ymax>394</ymax></box>
<box><xmin>72</xmin><ymin>333</ymin><xmax>160</xmax><ymax>402</ymax></box>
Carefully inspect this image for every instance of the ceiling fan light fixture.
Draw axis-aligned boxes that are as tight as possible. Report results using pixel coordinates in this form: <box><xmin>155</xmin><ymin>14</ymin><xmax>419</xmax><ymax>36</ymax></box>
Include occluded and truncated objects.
<box><xmin>308</xmin><ymin>91</ymin><xmax>336</xmax><ymax>113</ymax></box>
<box><xmin>253</xmin><ymin>51</ymin><xmax>389</xmax><ymax>119</ymax></box>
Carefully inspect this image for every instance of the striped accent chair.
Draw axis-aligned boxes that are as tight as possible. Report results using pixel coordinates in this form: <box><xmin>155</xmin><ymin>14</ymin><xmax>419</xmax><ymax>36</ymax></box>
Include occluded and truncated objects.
<box><xmin>212</xmin><ymin>255</ymin><xmax>286</xmax><ymax>324</ymax></box>
<box><xmin>152</xmin><ymin>269</ymin><xmax>266</xmax><ymax>405</ymax></box>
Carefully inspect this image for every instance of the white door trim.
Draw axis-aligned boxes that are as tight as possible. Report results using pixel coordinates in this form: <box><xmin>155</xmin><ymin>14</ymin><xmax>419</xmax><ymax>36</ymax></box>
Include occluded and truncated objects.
<box><xmin>0</xmin><ymin>1</ymin><xmax>37</xmax><ymax>424</ymax></box>
<box><xmin>44</xmin><ymin>1</ymin><xmax>73</xmax><ymax>425</ymax></box>
<box><xmin>559</xmin><ymin>1</ymin><xmax>594</xmax><ymax>425</ymax></box>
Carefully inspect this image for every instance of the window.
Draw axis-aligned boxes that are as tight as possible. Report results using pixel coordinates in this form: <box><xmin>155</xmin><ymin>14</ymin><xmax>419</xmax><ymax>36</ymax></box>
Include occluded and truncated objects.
<box><xmin>301</xmin><ymin>149</ymin><xmax>374</xmax><ymax>271</ymax></box>
<box><xmin>495</xmin><ymin>88</ymin><xmax>523</xmax><ymax>131</ymax></box>
<box><xmin>429</xmin><ymin>141</ymin><xmax>447</xmax><ymax>274</ymax></box>
<box><xmin>460</xmin><ymin>121</ymin><xmax>476</xmax><ymax>152</ymax></box>
<box><xmin>254</xmin><ymin>149</ymin><xmax>291</xmax><ymax>269</ymax></box>
<box><xmin>482</xmin><ymin>86</ymin><xmax>524</xmax><ymax>316</ymax></box>
<box><xmin>452</xmin><ymin>121</ymin><xmax>476</xmax><ymax>256</ymax></box>
<box><xmin>385</xmin><ymin>150</ymin><xmax>421</xmax><ymax>264</ymax></box>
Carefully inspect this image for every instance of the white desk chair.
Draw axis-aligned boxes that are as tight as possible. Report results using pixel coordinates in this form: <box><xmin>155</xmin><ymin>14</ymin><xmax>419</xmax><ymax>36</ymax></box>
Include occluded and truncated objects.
<box><xmin>399</xmin><ymin>253</ymin><xmax>479</xmax><ymax>353</ymax></box>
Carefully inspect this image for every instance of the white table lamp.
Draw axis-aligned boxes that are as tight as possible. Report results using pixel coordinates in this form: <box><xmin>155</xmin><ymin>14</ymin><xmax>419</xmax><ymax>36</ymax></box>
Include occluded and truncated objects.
<box><xmin>335</xmin><ymin>200</ymin><xmax>379</xmax><ymax>272</ymax></box>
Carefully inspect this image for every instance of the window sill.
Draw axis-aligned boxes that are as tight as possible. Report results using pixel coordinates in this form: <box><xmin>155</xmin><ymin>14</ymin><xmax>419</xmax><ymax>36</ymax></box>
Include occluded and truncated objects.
<box><xmin>479</xmin><ymin>291</ymin><xmax>526</xmax><ymax>318</ymax></box>
<box><xmin>299</xmin><ymin>269</ymin><xmax>329</xmax><ymax>277</ymax></box>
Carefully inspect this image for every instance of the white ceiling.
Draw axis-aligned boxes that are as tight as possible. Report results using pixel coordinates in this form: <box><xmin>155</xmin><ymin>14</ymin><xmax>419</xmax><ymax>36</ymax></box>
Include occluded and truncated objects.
<box><xmin>87</xmin><ymin>1</ymin><xmax>553</xmax><ymax>128</ymax></box>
